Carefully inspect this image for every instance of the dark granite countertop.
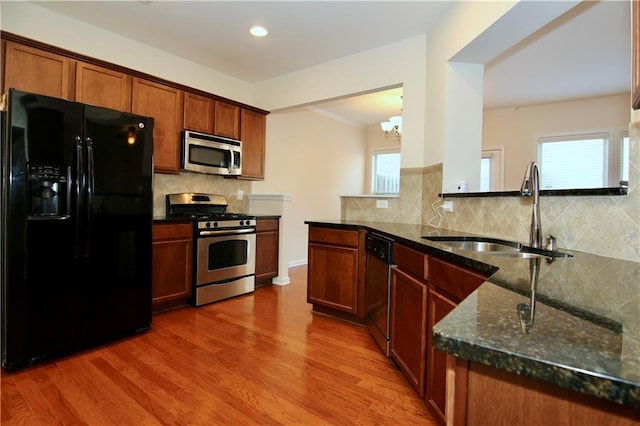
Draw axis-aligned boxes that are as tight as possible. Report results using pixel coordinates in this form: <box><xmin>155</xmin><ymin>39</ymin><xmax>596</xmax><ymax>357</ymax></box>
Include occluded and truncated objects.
<box><xmin>305</xmin><ymin>219</ymin><xmax>640</xmax><ymax>408</ymax></box>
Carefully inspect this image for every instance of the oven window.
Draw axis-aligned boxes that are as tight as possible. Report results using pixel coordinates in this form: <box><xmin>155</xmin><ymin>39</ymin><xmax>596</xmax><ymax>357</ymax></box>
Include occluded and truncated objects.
<box><xmin>189</xmin><ymin>144</ymin><xmax>229</xmax><ymax>168</ymax></box>
<box><xmin>207</xmin><ymin>240</ymin><xmax>247</xmax><ymax>270</ymax></box>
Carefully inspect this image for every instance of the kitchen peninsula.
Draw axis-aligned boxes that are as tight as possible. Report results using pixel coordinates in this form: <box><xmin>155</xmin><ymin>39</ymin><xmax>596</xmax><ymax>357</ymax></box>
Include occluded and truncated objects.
<box><xmin>305</xmin><ymin>220</ymin><xmax>640</xmax><ymax>424</ymax></box>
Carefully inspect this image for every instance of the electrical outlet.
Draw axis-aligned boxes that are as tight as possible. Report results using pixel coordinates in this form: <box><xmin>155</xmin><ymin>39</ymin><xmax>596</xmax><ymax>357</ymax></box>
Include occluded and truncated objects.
<box><xmin>237</xmin><ymin>190</ymin><xmax>244</xmax><ymax>200</ymax></box>
<box><xmin>376</xmin><ymin>199</ymin><xmax>389</xmax><ymax>209</ymax></box>
<box><xmin>442</xmin><ymin>201</ymin><xmax>453</xmax><ymax>212</ymax></box>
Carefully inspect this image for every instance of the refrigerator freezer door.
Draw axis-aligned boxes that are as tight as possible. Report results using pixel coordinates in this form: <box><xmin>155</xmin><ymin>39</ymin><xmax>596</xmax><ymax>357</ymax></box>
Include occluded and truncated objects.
<box><xmin>81</xmin><ymin>106</ymin><xmax>153</xmax><ymax>346</ymax></box>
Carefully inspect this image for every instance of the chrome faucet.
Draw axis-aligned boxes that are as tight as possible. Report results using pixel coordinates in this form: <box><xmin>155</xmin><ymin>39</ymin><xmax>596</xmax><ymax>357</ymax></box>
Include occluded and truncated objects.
<box><xmin>521</xmin><ymin>161</ymin><xmax>542</xmax><ymax>249</ymax></box>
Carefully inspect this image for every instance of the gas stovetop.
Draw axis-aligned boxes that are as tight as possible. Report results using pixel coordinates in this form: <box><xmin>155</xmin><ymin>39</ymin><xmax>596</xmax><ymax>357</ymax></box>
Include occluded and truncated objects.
<box><xmin>165</xmin><ymin>193</ymin><xmax>255</xmax><ymax>230</ymax></box>
<box><xmin>176</xmin><ymin>212</ymin><xmax>254</xmax><ymax>221</ymax></box>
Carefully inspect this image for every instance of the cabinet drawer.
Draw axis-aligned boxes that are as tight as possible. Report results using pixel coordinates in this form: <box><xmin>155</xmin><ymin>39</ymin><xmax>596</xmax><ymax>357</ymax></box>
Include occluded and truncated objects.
<box><xmin>393</xmin><ymin>243</ymin><xmax>428</xmax><ymax>281</ymax></box>
<box><xmin>429</xmin><ymin>257</ymin><xmax>487</xmax><ymax>302</ymax></box>
<box><xmin>256</xmin><ymin>218</ymin><xmax>279</xmax><ymax>232</ymax></box>
<box><xmin>153</xmin><ymin>222</ymin><xmax>192</xmax><ymax>241</ymax></box>
<box><xmin>309</xmin><ymin>227</ymin><xmax>359</xmax><ymax>247</ymax></box>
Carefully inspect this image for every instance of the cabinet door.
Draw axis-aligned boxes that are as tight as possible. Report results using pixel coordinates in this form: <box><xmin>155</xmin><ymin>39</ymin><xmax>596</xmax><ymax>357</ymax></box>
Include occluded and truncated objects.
<box><xmin>152</xmin><ymin>223</ymin><xmax>192</xmax><ymax>312</ymax></box>
<box><xmin>3</xmin><ymin>41</ymin><xmax>73</xmax><ymax>99</ymax></box>
<box><xmin>239</xmin><ymin>108</ymin><xmax>267</xmax><ymax>180</ymax></box>
<box><xmin>184</xmin><ymin>91</ymin><xmax>214</xmax><ymax>134</ymax></box>
<box><xmin>255</xmin><ymin>218</ymin><xmax>279</xmax><ymax>287</ymax></box>
<box><xmin>307</xmin><ymin>242</ymin><xmax>359</xmax><ymax>314</ymax></box>
<box><xmin>390</xmin><ymin>266</ymin><xmax>428</xmax><ymax>397</ymax></box>
<box><xmin>132</xmin><ymin>78</ymin><xmax>184</xmax><ymax>174</ymax></box>
<box><xmin>75</xmin><ymin>61</ymin><xmax>131</xmax><ymax>111</ymax></box>
<box><xmin>633</xmin><ymin>0</ymin><xmax>639</xmax><ymax>110</ymax></box>
<box><xmin>214</xmin><ymin>100</ymin><xmax>240</xmax><ymax>139</ymax></box>
<box><xmin>426</xmin><ymin>288</ymin><xmax>457</xmax><ymax>424</ymax></box>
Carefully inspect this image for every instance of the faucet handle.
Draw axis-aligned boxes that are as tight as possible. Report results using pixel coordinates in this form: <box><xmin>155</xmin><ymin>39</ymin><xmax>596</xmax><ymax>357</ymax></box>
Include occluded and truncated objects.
<box><xmin>544</xmin><ymin>235</ymin><xmax>556</xmax><ymax>251</ymax></box>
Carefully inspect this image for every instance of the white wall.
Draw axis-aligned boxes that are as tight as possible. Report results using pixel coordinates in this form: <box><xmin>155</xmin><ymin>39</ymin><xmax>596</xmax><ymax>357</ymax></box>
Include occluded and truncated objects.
<box><xmin>253</xmin><ymin>35</ymin><xmax>427</xmax><ymax>170</ymax></box>
<box><xmin>251</xmin><ymin>108</ymin><xmax>366</xmax><ymax>265</ymax></box>
<box><xmin>483</xmin><ymin>94</ymin><xmax>631</xmax><ymax>190</ymax></box>
<box><xmin>423</xmin><ymin>0</ymin><xmax>579</xmax><ymax>193</ymax></box>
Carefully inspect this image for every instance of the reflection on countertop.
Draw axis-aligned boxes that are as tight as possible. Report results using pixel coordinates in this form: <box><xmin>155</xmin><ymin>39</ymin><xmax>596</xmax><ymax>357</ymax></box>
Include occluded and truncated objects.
<box><xmin>304</xmin><ymin>219</ymin><xmax>640</xmax><ymax>408</ymax></box>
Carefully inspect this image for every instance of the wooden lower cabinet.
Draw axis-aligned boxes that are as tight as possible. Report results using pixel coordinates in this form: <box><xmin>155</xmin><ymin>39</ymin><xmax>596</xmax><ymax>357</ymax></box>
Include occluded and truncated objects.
<box><xmin>390</xmin><ymin>264</ymin><xmax>428</xmax><ymax>397</ymax></box>
<box><xmin>255</xmin><ymin>217</ymin><xmax>279</xmax><ymax>287</ymax></box>
<box><xmin>426</xmin><ymin>288</ymin><xmax>457</xmax><ymax>423</ymax></box>
<box><xmin>152</xmin><ymin>222</ymin><xmax>193</xmax><ymax>313</ymax></box>
<box><xmin>448</xmin><ymin>357</ymin><xmax>640</xmax><ymax>426</ymax></box>
<box><xmin>306</xmin><ymin>225</ymin><xmax>366</xmax><ymax>319</ymax></box>
<box><xmin>426</xmin><ymin>257</ymin><xmax>488</xmax><ymax>424</ymax></box>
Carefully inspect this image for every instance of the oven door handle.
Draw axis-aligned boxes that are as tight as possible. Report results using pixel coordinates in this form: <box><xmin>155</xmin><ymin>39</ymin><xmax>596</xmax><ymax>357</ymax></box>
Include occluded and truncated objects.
<box><xmin>199</xmin><ymin>228</ymin><xmax>256</xmax><ymax>237</ymax></box>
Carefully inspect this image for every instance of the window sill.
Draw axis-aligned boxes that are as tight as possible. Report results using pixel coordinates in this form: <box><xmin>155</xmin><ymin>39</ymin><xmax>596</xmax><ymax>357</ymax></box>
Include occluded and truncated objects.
<box><xmin>440</xmin><ymin>186</ymin><xmax>628</xmax><ymax>198</ymax></box>
<box><xmin>339</xmin><ymin>194</ymin><xmax>400</xmax><ymax>198</ymax></box>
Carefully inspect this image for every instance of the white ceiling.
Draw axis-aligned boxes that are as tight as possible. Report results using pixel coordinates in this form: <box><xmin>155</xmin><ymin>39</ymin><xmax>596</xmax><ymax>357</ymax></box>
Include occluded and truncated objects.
<box><xmin>31</xmin><ymin>0</ymin><xmax>631</xmax><ymax>127</ymax></box>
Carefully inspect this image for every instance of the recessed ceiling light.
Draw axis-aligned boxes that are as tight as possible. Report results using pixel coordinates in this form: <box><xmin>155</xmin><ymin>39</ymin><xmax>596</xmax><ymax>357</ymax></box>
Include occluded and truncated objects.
<box><xmin>250</xmin><ymin>26</ymin><xmax>268</xmax><ymax>37</ymax></box>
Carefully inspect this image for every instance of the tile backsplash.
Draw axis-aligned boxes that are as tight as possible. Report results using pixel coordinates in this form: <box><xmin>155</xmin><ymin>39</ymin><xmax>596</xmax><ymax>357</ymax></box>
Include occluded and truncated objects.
<box><xmin>342</xmin><ymin>135</ymin><xmax>639</xmax><ymax>263</ymax></box>
<box><xmin>152</xmin><ymin>172</ymin><xmax>251</xmax><ymax>219</ymax></box>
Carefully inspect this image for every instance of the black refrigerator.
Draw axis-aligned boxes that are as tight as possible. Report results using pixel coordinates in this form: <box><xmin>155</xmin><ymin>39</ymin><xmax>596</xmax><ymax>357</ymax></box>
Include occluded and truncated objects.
<box><xmin>1</xmin><ymin>89</ymin><xmax>154</xmax><ymax>369</ymax></box>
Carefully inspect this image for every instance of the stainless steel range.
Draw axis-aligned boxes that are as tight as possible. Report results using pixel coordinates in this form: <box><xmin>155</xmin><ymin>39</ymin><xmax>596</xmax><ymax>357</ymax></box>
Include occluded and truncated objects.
<box><xmin>166</xmin><ymin>193</ymin><xmax>256</xmax><ymax>307</ymax></box>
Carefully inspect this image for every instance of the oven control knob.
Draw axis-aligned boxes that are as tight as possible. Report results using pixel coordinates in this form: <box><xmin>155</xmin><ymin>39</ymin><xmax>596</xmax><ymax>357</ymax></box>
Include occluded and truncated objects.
<box><xmin>205</xmin><ymin>222</ymin><xmax>211</xmax><ymax>228</ymax></box>
<box><xmin>240</xmin><ymin>220</ymin><xmax>245</xmax><ymax>226</ymax></box>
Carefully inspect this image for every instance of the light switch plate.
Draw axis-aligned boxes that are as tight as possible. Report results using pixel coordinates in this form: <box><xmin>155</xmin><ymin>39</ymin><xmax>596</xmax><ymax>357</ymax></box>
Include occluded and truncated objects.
<box><xmin>376</xmin><ymin>199</ymin><xmax>389</xmax><ymax>209</ymax></box>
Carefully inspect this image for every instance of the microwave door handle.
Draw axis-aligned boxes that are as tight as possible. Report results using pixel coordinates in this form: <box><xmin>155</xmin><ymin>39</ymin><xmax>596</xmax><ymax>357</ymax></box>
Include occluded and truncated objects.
<box><xmin>229</xmin><ymin>148</ymin><xmax>234</xmax><ymax>173</ymax></box>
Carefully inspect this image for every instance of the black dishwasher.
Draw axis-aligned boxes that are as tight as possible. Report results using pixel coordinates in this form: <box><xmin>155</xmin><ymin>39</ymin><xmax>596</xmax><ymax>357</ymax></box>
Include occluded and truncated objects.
<box><xmin>365</xmin><ymin>232</ymin><xmax>394</xmax><ymax>356</ymax></box>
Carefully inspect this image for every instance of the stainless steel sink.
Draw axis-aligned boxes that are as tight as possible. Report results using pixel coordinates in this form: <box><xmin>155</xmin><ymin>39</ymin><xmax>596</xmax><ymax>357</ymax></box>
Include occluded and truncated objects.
<box><xmin>422</xmin><ymin>236</ymin><xmax>572</xmax><ymax>259</ymax></box>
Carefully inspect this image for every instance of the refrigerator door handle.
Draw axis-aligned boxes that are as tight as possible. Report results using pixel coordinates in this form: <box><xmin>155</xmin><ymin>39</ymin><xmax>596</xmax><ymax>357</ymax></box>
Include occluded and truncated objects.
<box><xmin>66</xmin><ymin>165</ymin><xmax>72</xmax><ymax>216</ymax></box>
<box><xmin>85</xmin><ymin>137</ymin><xmax>94</xmax><ymax>257</ymax></box>
<box><xmin>75</xmin><ymin>136</ymin><xmax>84</xmax><ymax>258</ymax></box>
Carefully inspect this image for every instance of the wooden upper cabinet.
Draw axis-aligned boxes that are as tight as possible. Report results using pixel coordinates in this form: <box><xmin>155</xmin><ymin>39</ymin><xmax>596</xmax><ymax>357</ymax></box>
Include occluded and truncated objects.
<box><xmin>132</xmin><ymin>77</ymin><xmax>184</xmax><ymax>174</ymax></box>
<box><xmin>75</xmin><ymin>61</ymin><xmax>131</xmax><ymax>111</ymax></box>
<box><xmin>240</xmin><ymin>108</ymin><xmax>267</xmax><ymax>180</ymax></box>
<box><xmin>633</xmin><ymin>0</ymin><xmax>639</xmax><ymax>110</ymax></box>
<box><xmin>3</xmin><ymin>41</ymin><xmax>73</xmax><ymax>100</ymax></box>
<box><xmin>214</xmin><ymin>100</ymin><xmax>240</xmax><ymax>139</ymax></box>
<box><xmin>184</xmin><ymin>91</ymin><xmax>214</xmax><ymax>134</ymax></box>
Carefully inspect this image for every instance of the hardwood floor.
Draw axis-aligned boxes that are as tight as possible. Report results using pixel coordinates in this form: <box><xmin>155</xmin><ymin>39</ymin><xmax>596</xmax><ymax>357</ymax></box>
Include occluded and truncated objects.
<box><xmin>1</xmin><ymin>265</ymin><xmax>438</xmax><ymax>425</ymax></box>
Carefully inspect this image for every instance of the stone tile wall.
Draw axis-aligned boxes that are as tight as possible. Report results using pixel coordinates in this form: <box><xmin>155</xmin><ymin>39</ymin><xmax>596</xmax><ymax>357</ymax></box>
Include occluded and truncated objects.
<box><xmin>152</xmin><ymin>172</ymin><xmax>251</xmax><ymax>219</ymax></box>
<box><xmin>342</xmin><ymin>137</ymin><xmax>639</xmax><ymax>263</ymax></box>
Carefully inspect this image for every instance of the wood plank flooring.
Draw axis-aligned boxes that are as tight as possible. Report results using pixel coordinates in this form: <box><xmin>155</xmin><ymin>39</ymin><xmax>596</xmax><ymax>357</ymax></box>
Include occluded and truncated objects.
<box><xmin>1</xmin><ymin>265</ymin><xmax>439</xmax><ymax>425</ymax></box>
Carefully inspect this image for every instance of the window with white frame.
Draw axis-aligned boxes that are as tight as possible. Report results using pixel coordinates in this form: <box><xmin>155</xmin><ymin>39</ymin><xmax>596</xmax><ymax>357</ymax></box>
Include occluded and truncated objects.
<box><xmin>537</xmin><ymin>131</ymin><xmax>627</xmax><ymax>190</ymax></box>
<box><xmin>480</xmin><ymin>148</ymin><xmax>503</xmax><ymax>191</ymax></box>
<box><xmin>620</xmin><ymin>132</ymin><xmax>630</xmax><ymax>184</ymax></box>
<box><xmin>371</xmin><ymin>150</ymin><xmax>400</xmax><ymax>194</ymax></box>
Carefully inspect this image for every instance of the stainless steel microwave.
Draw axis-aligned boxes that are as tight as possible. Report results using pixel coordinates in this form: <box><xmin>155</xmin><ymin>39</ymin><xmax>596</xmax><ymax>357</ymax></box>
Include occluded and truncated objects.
<box><xmin>181</xmin><ymin>130</ymin><xmax>242</xmax><ymax>176</ymax></box>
